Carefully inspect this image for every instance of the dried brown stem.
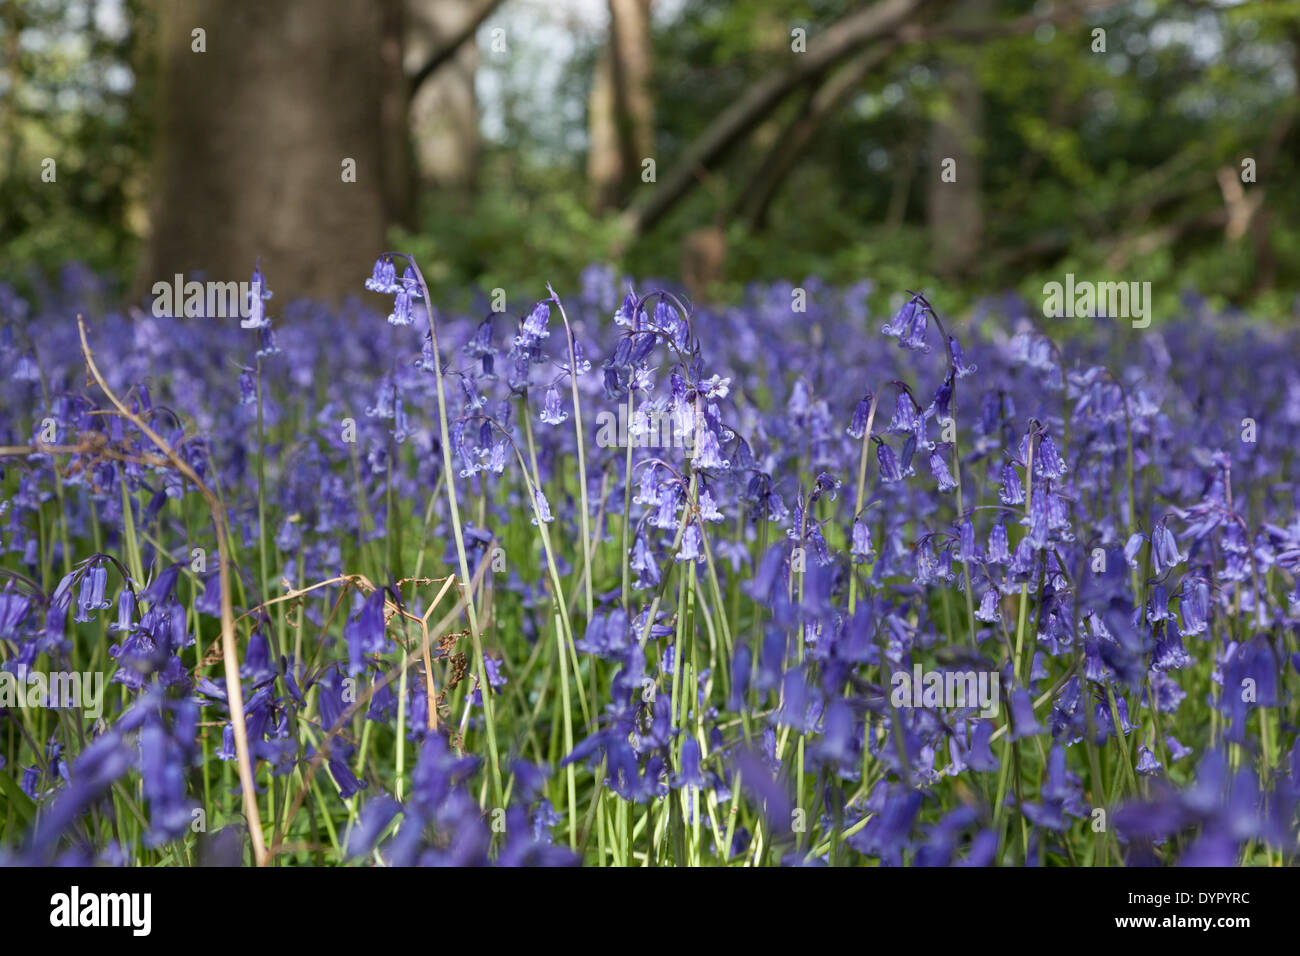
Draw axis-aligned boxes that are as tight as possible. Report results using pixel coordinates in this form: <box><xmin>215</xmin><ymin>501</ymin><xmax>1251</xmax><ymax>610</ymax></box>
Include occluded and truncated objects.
<box><xmin>75</xmin><ymin>316</ymin><xmax>269</xmax><ymax>867</ymax></box>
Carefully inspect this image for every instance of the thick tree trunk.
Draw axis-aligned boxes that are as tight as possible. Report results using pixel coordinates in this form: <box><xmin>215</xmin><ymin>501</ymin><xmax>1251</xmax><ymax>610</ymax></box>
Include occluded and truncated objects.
<box><xmin>135</xmin><ymin>0</ymin><xmax>408</xmax><ymax>303</ymax></box>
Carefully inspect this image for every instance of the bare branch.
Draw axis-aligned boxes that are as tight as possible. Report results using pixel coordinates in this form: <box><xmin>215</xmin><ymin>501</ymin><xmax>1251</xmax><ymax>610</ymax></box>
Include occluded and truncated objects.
<box><xmin>621</xmin><ymin>0</ymin><xmax>940</xmax><ymax>237</ymax></box>
<box><xmin>408</xmin><ymin>0</ymin><xmax>506</xmax><ymax>96</ymax></box>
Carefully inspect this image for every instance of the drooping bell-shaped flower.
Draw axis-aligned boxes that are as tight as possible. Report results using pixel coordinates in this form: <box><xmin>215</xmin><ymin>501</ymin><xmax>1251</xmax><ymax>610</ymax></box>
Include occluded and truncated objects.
<box><xmin>344</xmin><ymin>588</ymin><xmax>390</xmax><ymax>676</ymax></box>
<box><xmin>365</xmin><ymin>256</ymin><xmax>399</xmax><ymax>294</ymax></box>
<box><xmin>999</xmin><ymin>463</ymin><xmax>1024</xmax><ymax>505</ymax></box>
<box><xmin>1151</xmin><ymin>520</ymin><xmax>1187</xmax><ymax>575</ymax></box>
<box><xmin>901</xmin><ymin>301</ymin><xmax>931</xmax><ymax>352</ymax></box>
<box><xmin>929</xmin><ymin>450</ymin><xmax>957</xmax><ymax>492</ymax></box>
<box><xmin>523</xmin><ymin>302</ymin><xmax>551</xmax><ymax>340</ymax></box>
<box><xmin>539</xmin><ymin>385</ymin><xmax>569</xmax><ymax>425</ymax></box>
<box><xmin>630</xmin><ymin>533</ymin><xmax>661</xmax><ymax>589</ymax></box>
<box><xmin>1034</xmin><ymin>434</ymin><xmax>1067</xmax><ymax>478</ymax></box>
<box><xmin>847</xmin><ymin>393</ymin><xmax>873</xmax><ymax>439</ymax></box>
<box><xmin>851</xmin><ymin>518</ymin><xmax>874</xmax><ymax>563</ymax></box>
<box><xmin>955</xmin><ymin>519</ymin><xmax>979</xmax><ymax>563</ymax></box>
<box><xmin>1024</xmin><ymin>485</ymin><xmax>1050</xmax><ymax>550</ymax></box>
<box><xmin>1180</xmin><ymin>576</ymin><xmax>1209</xmax><ymax>635</ymax></box>
<box><xmin>245</xmin><ymin>265</ymin><xmax>273</xmax><ymax>329</ymax></box>
<box><xmin>108</xmin><ymin>588</ymin><xmax>136</xmax><ymax>633</ymax></box>
<box><xmin>950</xmin><ymin>336</ymin><xmax>977</xmax><ymax>378</ymax></box>
<box><xmin>676</xmin><ymin>524</ymin><xmax>703</xmax><ymax>563</ymax></box>
<box><xmin>75</xmin><ymin>562</ymin><xmax>111</xmax><ymax>623</ymax></box>
<box><xmin>881</xmin><ymin>297</ymin><xmax>916</xmax><ymax>340</ymax></box>
<box><xmin>1008</xmin><ymin>689</ymin><xmax>1045</xmax><ymax>741</ymax></box>
<box><xmin>388</xmin><ymin>288</ymin><xmax>413</xmax><ymax>326</ymax></box>
<box><xmin>692</xmin><ymin>425</ymin><xmax>729</xmax><ymax>471</ymax></box>
<box><xmin>876</xmin><ymin>439</ymin><xmax>906</xmax><ymax>483</ymax></box>
<box><xmin>530</xmin><ymin>487</ymin><xmax>554</xmax><ymax>525</ymax></box>
<box><xmin>986</xmin><ymin>523</ymin><xmax>1011</xmax><ymax>564</ymax></box>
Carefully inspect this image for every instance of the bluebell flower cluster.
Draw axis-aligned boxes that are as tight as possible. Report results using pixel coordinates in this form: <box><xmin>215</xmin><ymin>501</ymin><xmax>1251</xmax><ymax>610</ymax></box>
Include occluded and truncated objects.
<box><xmin>0</xmin><ymin>262</ymin><xmax>1297</xmax><ymax>867</ymax></box>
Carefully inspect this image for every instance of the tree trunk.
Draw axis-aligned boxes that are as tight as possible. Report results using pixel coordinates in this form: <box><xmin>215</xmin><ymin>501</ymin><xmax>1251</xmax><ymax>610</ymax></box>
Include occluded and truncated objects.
<box><xmin>926</xmin><ymin>0</ymin><xmax>987</xmax><ymax>276</ymax></box>
<box><xmin>135</xmin><ymin>0</ymin><xmax>409</xmax><ymax>303</ymax></box>
<box><xmin>407</xmin><ymin>0</ymin><xmax>480</xmax><ymax>190</ymax></box>
<box><xmin>588</xmin><ymin>0</ymin><xmax>654</xmax><ymax>211</ymax></box>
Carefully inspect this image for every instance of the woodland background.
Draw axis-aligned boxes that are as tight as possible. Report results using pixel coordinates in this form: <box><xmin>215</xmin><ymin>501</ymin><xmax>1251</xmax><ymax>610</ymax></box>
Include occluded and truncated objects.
<box><xmin>2</xmin><ymin>0</ymin><xmax>1297</xmax><ymax>317</ymax></box>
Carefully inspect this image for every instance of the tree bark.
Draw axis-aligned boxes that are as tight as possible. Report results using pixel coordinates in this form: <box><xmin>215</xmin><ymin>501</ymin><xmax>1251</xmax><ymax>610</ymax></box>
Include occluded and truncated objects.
<box><xmin>588</xmin><ymin>0</ymin><xmax>654</xmax><ymax>210</ymax></box>
<box><xmin>926</xmin><ymin>0</ymin><xmax>987</xmax><ymax>276</ymax></box>
<box><xmin>407</xmin><ymin>0</ymin><xmax>503</xmax><ymax>96</ymax></box>
<box><xmin>135</xmin><ymin>0</ymin><xmax>408</xmax><ymax>303</ymax></box>
<box><xmin>407</xmin><ymin>0</ymin><xmax>481</xmax><ymax>190</ymax></box>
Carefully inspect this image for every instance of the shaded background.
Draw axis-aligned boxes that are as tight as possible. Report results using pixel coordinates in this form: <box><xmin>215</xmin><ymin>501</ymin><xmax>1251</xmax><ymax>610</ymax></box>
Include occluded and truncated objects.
<box><xmin>1</xmin><ymin>0</ymin><xmax>1297</xmax><ymax>316</ymax></box>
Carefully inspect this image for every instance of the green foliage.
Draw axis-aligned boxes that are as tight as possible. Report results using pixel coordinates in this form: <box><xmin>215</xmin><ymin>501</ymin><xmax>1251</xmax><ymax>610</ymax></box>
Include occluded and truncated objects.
<box><xmin>0</xmin><ymin>0</ymin><xmax>155</xmax><ymax>296</ymax></box>
<box><xmin>5</xmin><ymin>0</ymin><xmax>1300</xmax><ymax>323</ymax></box>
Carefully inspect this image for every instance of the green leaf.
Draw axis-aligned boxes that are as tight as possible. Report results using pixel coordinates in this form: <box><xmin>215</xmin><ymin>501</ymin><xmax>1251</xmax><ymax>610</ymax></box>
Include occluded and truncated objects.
<box><xmin>0</xmin><ymin>770</ymin><xmax>38</xmax><ymax>825</ymax></box>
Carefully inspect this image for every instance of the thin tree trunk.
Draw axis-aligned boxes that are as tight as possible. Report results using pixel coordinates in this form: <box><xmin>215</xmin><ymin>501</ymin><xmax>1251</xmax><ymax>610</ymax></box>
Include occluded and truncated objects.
<box><xmin>407</xmin><ymin>0</ymin><xmax>481</xmax><ymax>191</ymax></box>
<box><xmin>927</xmin><ymin>0</ymin><xmax>987</xmax><ymax>276</ymax></box>
<box><xmin>589</xmin><ymin>0</ymin><xmax>654</xmax><ymax>210</ymax></box>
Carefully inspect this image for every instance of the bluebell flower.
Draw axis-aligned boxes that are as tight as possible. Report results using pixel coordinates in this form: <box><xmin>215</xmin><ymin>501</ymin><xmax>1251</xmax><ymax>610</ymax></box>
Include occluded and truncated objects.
<box><xmin>1008</xmin><ymin>689</ymin><xmax>1045</xmax><ymax>741</ymax></box>
<box><xmin>540</xmin><ymin>385</ymin><xmax>568</xmax><ymax>425</ymax></box>
<box><xmin>851</xmin><ymin>518</ymin><xmax>873</xmax><ymax>563</ymax></box>
<box><xmin>109</xmin><ymin>589</ymin><xmax>136</xmax><ymax>633</ymax></box>
<box><xmin>365</xmin><ymin>256</ymin><xmax>400</xmax><ymax>294</ymax></box>
<box><xmin>388</xmin><ymin>288</ymin><xmax>414</xmax><ymax>326</ymax></box>
<box><xmin>950</xmin><ymin>336</ymin><xmax>977</xmax><ymax>378</ymax></box>
<box><xmin>928</xmin><ymin>450</ymin><xmax>957</xmax><ymax>492</ymax></box>
<box><xmin>531</xmin><ymin>487</ymin><xmax>554</xmax><ymax>525</ymax></box>
<box><xmin>344</xmin><ymin>588</ymin><xmax>391</xmax><ymax>676</ymax></box>
<box><xmin>875</xmin><ymin>439</ymin><xmax>906</xmax><ymax>483</ymax></box>
<box><xmin>1165</xmin><ymin>735</ymin><xmax>1193</xmax><ymax>763</ymax></box>
<box><xmin>346</xmin><ymin>796</ymin><xmax>401</xmax><ymax>859</ymax></box>
<box><xmin>676</xmin><ymin>524</ymin><xmax>703</xmax><ymax>563</ymax></box>
<box><xmin>672</xmin><ymin>737</ymin><xmax>708</xmax><ymax>789</ymax></box>
<box><xmin>75</xmin><ymin>561</ymin><xmax>111</xmax><ymax>623</ymax></box>
<box><xmin>999</xmin><ymin>463</ymin><xmax>1024</xmax><ymax>505</ymax></box>
<box><xmin>1123</xmin><ymin>532</ymin><xmax>1145</xmax><ymax>569</ymax></box>
<box><xmin>1151</xmin><ymin>520</ymin><xmax>1187</xmax><ymax>575</ymax></box>
<box><xmin>986</xmin><ymin>523</ymin><xmax>1011</xmax><ymax>564</ymax></box>
<box><xmin>692</xmin><ymin>425</ymin><xmax>728</xmax><ymax>471</ymax></box>
<box><xmin>847</xmin><ymin>393</ymin><xmax>873</xmax><ymax>438</ymax></box>
<box><xmin>245</xmin><ymin>265</ymin><xmax>273</xmax><ymax>328</ymax></box>
<box><xmin>1180</xmin><ymin>576</ymin><xmax>1210</xmax><ymax>635</ymax></box>
<box><xmin>1136</xmin><ymin>746</ymin><xmax>1163</xmax><ymax>776</ymax></box>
